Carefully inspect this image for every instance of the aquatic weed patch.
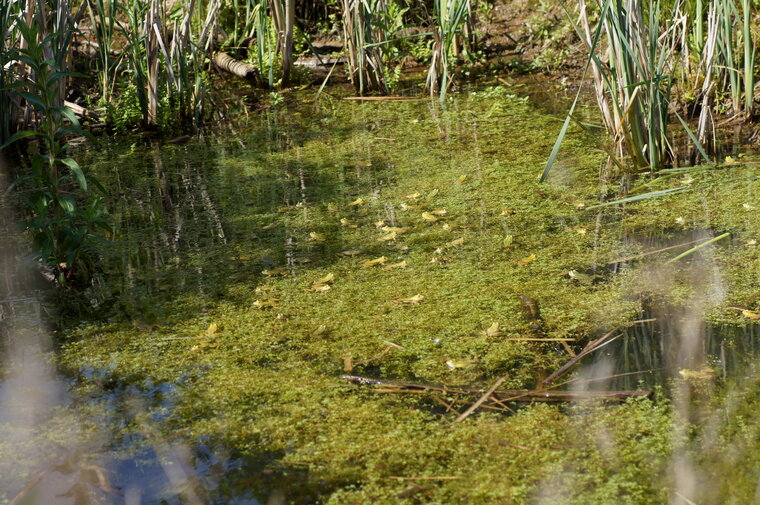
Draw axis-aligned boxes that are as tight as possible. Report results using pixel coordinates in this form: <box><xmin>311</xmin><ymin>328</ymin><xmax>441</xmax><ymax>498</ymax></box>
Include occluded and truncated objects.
<box><xmin>57</xmin><ymin>87</ymin><xmax>760</xmax><ymax>503</ymax></box>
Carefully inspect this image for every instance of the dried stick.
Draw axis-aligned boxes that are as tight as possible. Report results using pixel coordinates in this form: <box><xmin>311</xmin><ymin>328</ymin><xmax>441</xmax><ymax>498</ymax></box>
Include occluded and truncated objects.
<box><xmin>454</xmin><ymin>375</ymin><xmax>507</xmax><ymax>422</ymax></box>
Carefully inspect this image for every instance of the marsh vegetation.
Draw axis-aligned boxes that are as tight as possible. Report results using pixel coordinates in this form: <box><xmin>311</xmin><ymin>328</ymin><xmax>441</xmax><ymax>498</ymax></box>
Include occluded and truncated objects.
<box><xmin>0</xmin><ymin>1</ymin><xmax>759</xmax><ymax>504</ymax></box>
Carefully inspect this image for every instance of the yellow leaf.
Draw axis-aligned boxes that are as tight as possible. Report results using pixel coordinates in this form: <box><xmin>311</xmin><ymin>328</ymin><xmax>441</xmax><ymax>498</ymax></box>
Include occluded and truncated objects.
<box><xmin>421</xmin><ymin>212</ymin><xmax>439</xmax><ymax>222</ymax></box>
<box><xmin>445</xmin><ymin>237</ymin><xmax>465</xmax><ymax>248</ymax></box>
<box><xmin>500</xmin><ymin>209</ymin><xmax>516</xmax><ymax>216</ymax></box>
<box><xmin>502</xmin><ymin>235</ymin><xmax>513</xmax><ymax>247</ymax></box>
<box><xmin>427</xmin><ymin>189</ymin><xmax>439</xmax><ymax>199</ymax></box>
<box><xmin>742</xmin><ymin>309</ymin><xmax>760</xmax><ymax>320</ymax></box>
<box><xmin>338</xmin><ymin>249</ymin><xmax>362</xmax><ymax>256</ymax></box>
<box><xmin>457</xmin><ymin>175</ymin><xmax>468</xmax><ymax>184</ymax></box>
<box><xmin>362</xmin><ymin>256</ymin><xmax>388</xmax><ymax>267</ymax></box>
<box><xmin>516</xmin><ymin>253</ymin><xmax>536</xmax><ymax>265</ymax></box>
<box><xmin>482</xmin><ymin>322</ymin><xmax>502</xmax><ymax>337</ymax></box>
<box><xmin>327</xmin><ymin>203</ymin><xmax>338</xmax><ymax>213</ymax></box>
<box><xmin>378</xmin><ymin>231</ymin><xmax>397</xmax><ymax>242</ymax></box>
<box><xmin>724</xmin><ymin>156</ymin><xmax>736</xmax><ymax>164</ymax></box>
<box><xmin>430</xmin><ymin>255</ymin><xmax>450</xmax><ymax>264</ymax></box>
<box><xmin>205</xmin><ymin>323</ymin><xmax>218</xmax><ymax>336</ymax></box>
<box><xmin>402</xmin><ymin>192</ymin><xmax>421</xmax><ymax>200</ymax></box>
<box><xmin>348</xmin><ymin>198</ymin><xmax>364</xmax><ymax>207</ymax></box>
<box><xmin>382</xmin><ymin>261</ymin><xmax>407</xmax><ymax>270</ymax></box>
<box><xmin>395</xmin><ymin>294</ymin><xmax>425</xmax><ymax>304</ymax></box>
<box><xmin>442</xmin><ymin>223</ymin><xmax>452</xmax><ymax>231</ymax></box>
<box><xmin>574</xmin><ymin>227</ymin><xmax>588</xmax><ymax>235</ymax></box>
<box><xmin>262</xmin><ymin>222</ymin><xmax>278</xmax><ymax>230</ymax></box>
<box><xmin>431</xmin><ymin>208</ymin><xmax>448</xmax><ymax>216</ymax></box>
<box><xmin>399</xmin><ymin>203</ymin><xmax>418</xmax><ymax>211</ymax></box>
<box><xmin>309</xmin><ymin>232</ymin><xmax>326</xmax><ymax>242</ymax></box>
<box><xmin>373</xmin><ymin>220</ymin><xmax>387</xmax><ymax>228</ymax></box>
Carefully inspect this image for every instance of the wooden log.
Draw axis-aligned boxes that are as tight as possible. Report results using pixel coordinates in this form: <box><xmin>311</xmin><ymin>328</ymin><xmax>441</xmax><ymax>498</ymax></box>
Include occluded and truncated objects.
<box><xmin>213</xmin><ymin>52</ymin><xmax>259</xmax><ymax>81</ymax></box>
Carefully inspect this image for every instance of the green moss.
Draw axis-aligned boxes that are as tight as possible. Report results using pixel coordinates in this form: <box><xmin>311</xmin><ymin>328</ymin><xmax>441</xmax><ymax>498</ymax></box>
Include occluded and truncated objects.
<box><xmin>52</xmin><ymin>84</ymin><xmax>760</xmax><ymax>503</ymax></box>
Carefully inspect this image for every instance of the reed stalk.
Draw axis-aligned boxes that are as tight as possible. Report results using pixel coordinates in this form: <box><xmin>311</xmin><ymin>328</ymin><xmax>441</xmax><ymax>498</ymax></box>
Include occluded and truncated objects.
<box><xmin>426</xmin><ymin>0</ymin><xmax>471</xmax><ymax>103</ymax></box>
<box><xmin>341</xmin><ymin>0</ymin><xmax>389</xmax><ymax>94</ymax></box>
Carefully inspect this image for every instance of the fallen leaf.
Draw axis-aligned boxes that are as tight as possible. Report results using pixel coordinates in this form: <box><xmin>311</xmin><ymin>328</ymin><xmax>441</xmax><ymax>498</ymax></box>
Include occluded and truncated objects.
<box><xmin>482</xmin><ymin>322</ymin><xmax>502</xmax><ymax>337</ymax></box>
<box><xmin>327</xmin><ymin>203</ymin><xmax>338</xmax><ymax>213</ymax></box>
<box><xmin>500</xmin><ymin>209</ymin><xmax>517</xmax><ymax>216</ymax></box>
<box><xmin>516</xmin><ymin>253</ymin><xmax>536</xmax><ymax>265</ymax></box>
<box><xmin>362</xmin><ymin>256</ymin><xmax>388</xmax><ymax>267</ymax></box>
<box><xmin>382</xmin><ymin>261</ymin><xmax>407</xmax><ymax>270</ymax></box>
<box><xmin>373</xmin><ymin>220</ymin><xmax>387</xmax><ymax>228</ymax></box>
<box><xmin>348</xmin><ymin>198</ymin><xmax>364</xmax><ymax>207</ymax></box>
<box><xmin>445</xmin><ymin>237</ymin><xmax>465</xmax><ymax>248</ymax></box>
<box><xmin>378</xmin><ymin>231</ymin><xmax>397</xmax><ymax>242</ymax></box>
<box><xmin>421</xmin><ymin>212</ymin><xmax>439</xmax><ymax>222</ymax></box>
<box><xmin>402</xmin><ymin>192</ymin><xmax>421</xmax><ymax>200</ymax></box>
<box><xmin>431</xmin><ymin>208</ymin><xmax>448</xmax><ymax>216</ymax></box>
<box><xmin>724</xmin><ymin>155</ymin><xmax>736</xmax><ymax>164</ymax></box>
<box><xmin>741</xmin><ymin>309</ymin><xmax>760</xmax><ymax>320</ymax></box>
<box><xmin>395</xmin><ymin>294</ymin><xmax>425</xmax><ymax>305</ymax></box>
<box><xmin>340</xmin><ymin>218</ymin><xmax>358</xmax><ymax>228</ymax></box>
<box><xmin>427</xmin><ymin>189</ymin><xmax>439</xmax><ymax>199</ymax></box>
<box><xmin>338</xmin><ymin>249</ymin><xmax>362</xmax><ymax>256</ymax></box>
<box><xmin>262</xmin><ymin>222</ymin><xmax>278</xmax><ymax>230</ymax></box>
<box><xmin>574</xmin><ymin>227</ymin><xmax>588</xmax><ymax>235</ymax></box>
<box><xmin>502</xmin><ymin>235</ymin><xmax>513</xmax><ymax>247</ymax></box>
<box><xmin>457</xmin><ymin>175</ymin><xmax>468</xmax><ymax>184</ymax></box>
<box><xmin>399</xmin><ymin>203</ymin><xmax>418</xmax><ymax>211</ymax></box>
<box><xmin>430</xmin><ymin>256</ymin><xmax>451</xmax><ymax>264</ymax></box>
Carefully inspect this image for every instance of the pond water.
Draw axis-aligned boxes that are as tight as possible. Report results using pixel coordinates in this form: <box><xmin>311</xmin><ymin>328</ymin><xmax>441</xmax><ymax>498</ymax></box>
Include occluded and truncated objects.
<box><xmin>1</xmin><ymin>82</ymin><xmax>759</xmax><ymax>504</ymax></box>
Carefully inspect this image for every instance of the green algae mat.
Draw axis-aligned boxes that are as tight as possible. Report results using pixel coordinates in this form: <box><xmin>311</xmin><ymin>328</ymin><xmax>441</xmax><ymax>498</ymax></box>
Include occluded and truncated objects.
<box><xmin>18</xmin><ymin>86</ymin><xmax>760</xmax><ymax>503</ymax></box>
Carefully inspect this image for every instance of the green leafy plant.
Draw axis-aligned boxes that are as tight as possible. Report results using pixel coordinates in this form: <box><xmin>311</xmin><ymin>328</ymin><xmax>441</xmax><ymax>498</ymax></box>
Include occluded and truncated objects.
<box><xmin>426</xmin><ymin>0</ymin><xmax>472</xmax><ymax>103</ymax></box>
<box><xmin>3</xmin><ymin>20</ymin><xmax>109</xmax><ymax>283</ymax></box>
